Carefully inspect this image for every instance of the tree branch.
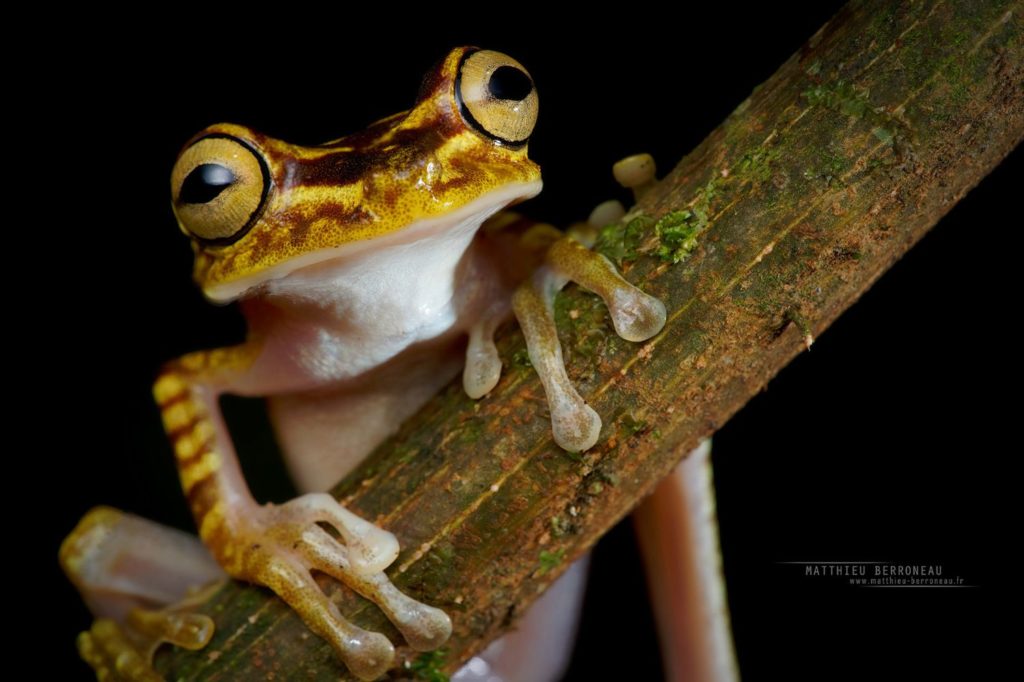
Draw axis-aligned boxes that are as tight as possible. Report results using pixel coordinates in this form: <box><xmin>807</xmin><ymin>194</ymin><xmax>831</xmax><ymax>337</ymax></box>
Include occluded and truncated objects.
<box><xmin>158</xmin><ymin>1</ymin><xmax>1023</xmax><ymax>678</ymax></box>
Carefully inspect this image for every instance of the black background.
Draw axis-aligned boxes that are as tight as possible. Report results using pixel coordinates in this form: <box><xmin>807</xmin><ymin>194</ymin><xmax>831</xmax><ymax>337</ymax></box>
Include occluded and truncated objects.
<box><xmin>41</xmin><ymin>5</ymin><xmax>1009</xmax><ymax>679</ymax></box>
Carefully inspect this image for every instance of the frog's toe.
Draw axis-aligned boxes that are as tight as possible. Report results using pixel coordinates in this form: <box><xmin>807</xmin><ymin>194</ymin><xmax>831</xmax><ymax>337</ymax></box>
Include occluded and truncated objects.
<box><xmin>613</xmin><ymin>152</ymin><xmax>657</xmax><ymax>201</ymax></box>
<box><xmin>245</xmin><ymin>494</ymin><xmax>451</xmax><ymax>673</ymax></box>
<box><xmin>607</xmin><ymin>286</ymin><xmax>667</xmax><ymax>342</ymax></box>
<box><xmin>547</xmin><ymin>237</ymin><xmax>667</xmax><ymax>342</ymax></box>
<box><xmin>300</xmin><ymin>526</ymin><xmax>453</xmax><ymax>651</ymax></box>
<box><xmin>512</xmin><ymin>271</ymin><xmax>603</xmax><ymax>453</ymax></box>
<box><xmin>78</xmin><ymin>619</ymin><xmax>162</xmax><ymax>682</ymax></box>
<box><xmin>464</xmin><ymin>310</ymin><xmax>504</xmax><ymax>399</ymax></box>
<box><xmin>287</xmin><ymin>492</ymin><xmax>399</xmax><ymax>574</ymax></box>
<box><xmin>551</xmin><ymin>397</ymin><xmax>602</xmax><ymax>453</ymax></box>
<box><xmin>587</xmin><ymin>199</ymin><xmax>627</xmax><ymax>230</ymax></box>
<box><xmin>62</xmin><ymin>507</ymin><xmax>223</xmax><ymax>680</ymax></box>
<box><xmin>251</xmin><ymin>552</ymin><xmax>396</xmax><ymax>681</ymax></box>
<box><xmin>77</xmin><ymin>611</ymin><xmax>214</xmax><ymax>682</ymax></box>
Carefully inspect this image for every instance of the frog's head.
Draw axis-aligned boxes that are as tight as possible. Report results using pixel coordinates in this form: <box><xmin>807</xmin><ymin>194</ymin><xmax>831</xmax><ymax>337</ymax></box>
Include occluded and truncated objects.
<box><xmin>170</xmin><ymin>47</ymin><xmax>542</xmax><ymax>302</ymax></box>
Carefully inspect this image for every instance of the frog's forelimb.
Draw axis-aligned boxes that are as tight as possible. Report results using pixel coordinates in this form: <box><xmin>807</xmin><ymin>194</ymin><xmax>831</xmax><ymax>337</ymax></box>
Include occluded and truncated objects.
<box><xmin>505</xmin><ymin>154</ymin><xmax>666</xmax><ymax>452</ymax></box>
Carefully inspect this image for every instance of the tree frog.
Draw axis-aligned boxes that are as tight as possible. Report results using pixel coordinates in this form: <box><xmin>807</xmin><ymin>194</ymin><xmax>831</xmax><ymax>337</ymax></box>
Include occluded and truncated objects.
<box><xmin>60</xmin><ymin>47</ymin><xmax>669</xmax><ymax>680</ymax></box>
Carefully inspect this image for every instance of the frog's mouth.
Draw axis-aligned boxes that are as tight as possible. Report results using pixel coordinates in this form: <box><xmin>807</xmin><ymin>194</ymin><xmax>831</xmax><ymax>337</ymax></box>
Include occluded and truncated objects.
<box><xmin>204</xmin><ymin>180</ymin><xmax>543</xmax><ymax>303</ymax></box>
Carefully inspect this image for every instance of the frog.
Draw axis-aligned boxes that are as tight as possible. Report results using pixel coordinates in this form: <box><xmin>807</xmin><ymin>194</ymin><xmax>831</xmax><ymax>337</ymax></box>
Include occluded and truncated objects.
<box><xmin>60</xmin><ymin>46</ymin><xmax>671</xmax><ymax>681</ymax></box>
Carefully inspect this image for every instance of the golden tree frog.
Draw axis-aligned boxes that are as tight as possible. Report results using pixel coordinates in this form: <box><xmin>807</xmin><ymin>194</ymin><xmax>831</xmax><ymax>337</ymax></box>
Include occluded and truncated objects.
<box><xmin>60</xmin><ymin>47</ymin><xmax>675</xmax><ymax>681</ymax></box>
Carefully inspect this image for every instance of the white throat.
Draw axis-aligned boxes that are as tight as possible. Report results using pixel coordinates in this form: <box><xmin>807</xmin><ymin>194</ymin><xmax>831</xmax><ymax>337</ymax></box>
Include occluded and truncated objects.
<box><xmin>260</xmin><ymin>181</ymin><xmax>541</xmax><ymax>376</ymax></box>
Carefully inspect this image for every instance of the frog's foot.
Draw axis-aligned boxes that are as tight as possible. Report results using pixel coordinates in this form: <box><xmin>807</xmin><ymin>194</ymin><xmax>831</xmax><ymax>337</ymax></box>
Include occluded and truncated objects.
<box><xmin>226</xmin><ymin>493</ymin><xmax>451</xmax><ymax>680</ymax></box>
<box><xmin>77</xmin><ymin>610</ymin><xmax>215</xmax><ymax>682</ymax></box>
<box><xmin>61</xmin><ymin>507</ymin><xmax>224</xmax><ymax>681</ymax></box>
<box><xmin>512</xmin><ymin>237</ymin><xmax>666</xmax><ymax>451</ymax></box>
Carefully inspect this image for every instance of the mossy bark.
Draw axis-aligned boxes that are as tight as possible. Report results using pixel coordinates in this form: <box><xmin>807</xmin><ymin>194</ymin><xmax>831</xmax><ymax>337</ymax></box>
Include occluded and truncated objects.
<box><xmin>158</xmin><ymin>1</ymin><xmax>1023</xmax><ymax>678</ymax></box>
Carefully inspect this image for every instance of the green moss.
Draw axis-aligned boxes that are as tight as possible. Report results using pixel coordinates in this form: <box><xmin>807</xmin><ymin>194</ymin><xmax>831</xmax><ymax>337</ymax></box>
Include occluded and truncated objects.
<box><xmin>457</xmin><ymin>419</ymin><xmax>484</xmax><ymax>445</ymax></box>
<box><xmin>554</xmin><ymin>290</ymin><xmax>621</xmax><ymax>361</ymax></box>
<box><xmin>595</xmin><ymin>215</ymin><xmax>654</xmax><ymax>266</ymax></box>
<box><xmin>737</xmin><ymin>147</ymin><xmax>780</xmax><ymax>182</ymax></box>
<box><xmin>803</xmin><ymin>80</ymin><xmax>871</xmax><ymax>118</ymax></box>
<box><xmin>784</xmin><ymin>310</ymin><xmax>814</xmax><ymax>341</ymax></box>
<box><xmin>538</xmin><ymin>548</ymin><xmax>566</xmax><ymax>575</ymax></box>
<box><xmin>941</xmin><ymin>58</ymin><xmax>973</xmax><ymax>108</ymax></box>
<box><xmin>872</xmin><ymin>126</ymin><xmax>894</xmax><ymax>145</ymax></box>
<box><xmin>511</xmin><ymin>348</ymin><xmax>532</xmax><ymax>368</ymax></box>
<box><xmin>405</xmin><ymin>649</ymin><xmax>450</xmax><ymax>682</ymax></box>
<box><xmin>562</xmin><ymin>449</ymin><xmax>584</xmax><ymax>463</ymax></box>
<box><xmin>397</xmin><ymin>445</ymin><xmax>420</xmax><ymax>465</ymax></box>
<box><xmin>655</xmin><ymin>210</ymin><xmax>704</xmax><ymax>263</ymax></box>
<box><xmin>803</xmin><ymin>143</ymin><xmax>850</xmax><ymax>187</ymax></box>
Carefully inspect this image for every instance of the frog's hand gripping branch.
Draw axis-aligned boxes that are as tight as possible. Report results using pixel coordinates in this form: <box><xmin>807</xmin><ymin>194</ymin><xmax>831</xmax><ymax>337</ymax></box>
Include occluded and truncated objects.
<box><xmin>65</xmin><ymin>349</ymin><xmax>451</xmax><ymax>682</ymax></box>
<box><xmin>454</xmin><ymin>155</ymin><xmax>736</xmax><ymax>682</ymax></box>
<box><xmin>508</xmin><ymin>155</ymin><xmax>667</xmax><ymax>451</ymax></box>
<box><xmin>162</xmin><ymin>356</ymin><xmax>450</xmax><ymax>678</ymax></box>
<box><xmin>512</xmin><ymin>230</ymin><xmax>667</xmax><ymax>450</ymax></box>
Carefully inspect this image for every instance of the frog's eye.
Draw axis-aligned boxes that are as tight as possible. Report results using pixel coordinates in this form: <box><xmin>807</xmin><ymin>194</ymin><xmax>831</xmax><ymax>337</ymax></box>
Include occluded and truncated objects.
<box><xmin>456</xmin><ymin>50</ymin><xmax>538</xmax><ymax>146</ymax></box>
<box><xmin>170</xmin><ymin>135</ymin><xmax>270</xmax><ymax>245</ymax></box>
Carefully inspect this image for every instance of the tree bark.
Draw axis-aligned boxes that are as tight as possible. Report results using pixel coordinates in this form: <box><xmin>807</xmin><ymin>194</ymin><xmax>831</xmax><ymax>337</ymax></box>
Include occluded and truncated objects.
<box><xmin>158</xmin><ymin>1</ymin><xmax>1023</xmax><ymax>678</ymax></box>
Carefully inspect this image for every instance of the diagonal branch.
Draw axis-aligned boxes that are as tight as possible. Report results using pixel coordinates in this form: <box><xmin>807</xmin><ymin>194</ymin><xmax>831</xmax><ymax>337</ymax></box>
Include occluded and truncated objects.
<box><xmin>158</xmin><ymin>1</ymin><xmax>1023</xmax><ymax>678</ymax></box>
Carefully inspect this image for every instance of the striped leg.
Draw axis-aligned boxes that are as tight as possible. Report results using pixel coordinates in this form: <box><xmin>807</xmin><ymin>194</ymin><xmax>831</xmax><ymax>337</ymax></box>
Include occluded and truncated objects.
<box><xmin>63</xmin><ymin>343</ymin><xmax>451</xmax><ymax>681</ymax></box>
<box><xmin>149</xmin><ymin>351</ymin><xmax>450</xmax><ymax>680</ymax></box>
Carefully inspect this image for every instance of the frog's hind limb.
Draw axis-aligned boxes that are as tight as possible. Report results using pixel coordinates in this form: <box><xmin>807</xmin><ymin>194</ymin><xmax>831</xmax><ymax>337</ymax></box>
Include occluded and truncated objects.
<box><xmin>62</xmin><ymin>504</ymin><xmax>450</xmax><ymax>680</ymax></box>
<box><xmin>451</xmin><ymin>442</ymin><xmax>737</xmax><ymax>682</ymax></box>
<box><xmin>65</xmin><ymin>344</ymin><xmax>452</xmax><ymax>681</ymax></box>
<box><xmin>484</xmin><ymin>155</ymin><xmax>735</xmax><ymax>681</ymax></box>
<box><xmin>60</xmin><ymin>507</ymin><xmax>224</xmax><ymax>681</ymax></box>
<box><xmin>635</xmin><ymin>440</ymin><xmax>739</xmax><ymax>682</ymax></box>
<box><xmin>159</xmin><ymin>351</ymin><xmax>451</xmax><ymax>679</ymax></box>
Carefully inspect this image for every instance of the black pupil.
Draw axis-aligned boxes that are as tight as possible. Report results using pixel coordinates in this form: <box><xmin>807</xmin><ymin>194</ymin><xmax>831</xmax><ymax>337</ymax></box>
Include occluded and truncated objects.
<box><xmin>179</xmin><ymin>163</ymin><xmax>236</xmax><ymax>204</ymax></box>
<box><xmin>487</xmin><ymin>66</ymin><xmax>533</xmax><ymax>101</ymax></box>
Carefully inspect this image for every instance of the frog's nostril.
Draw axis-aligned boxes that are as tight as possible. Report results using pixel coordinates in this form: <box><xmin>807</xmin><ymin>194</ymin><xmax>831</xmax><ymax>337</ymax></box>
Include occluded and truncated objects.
<box><xmin>179</xmin><ymin>164</ymin><xmax>236</xmax><ymax>205</ymax></box>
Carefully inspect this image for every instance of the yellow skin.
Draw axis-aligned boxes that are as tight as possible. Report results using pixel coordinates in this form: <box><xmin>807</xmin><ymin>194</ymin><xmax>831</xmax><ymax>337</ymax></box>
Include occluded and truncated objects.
<box><xmin>62</xmin><ymin>47</ymin><xmax>667</xmax><ymax>680</ymax></box>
